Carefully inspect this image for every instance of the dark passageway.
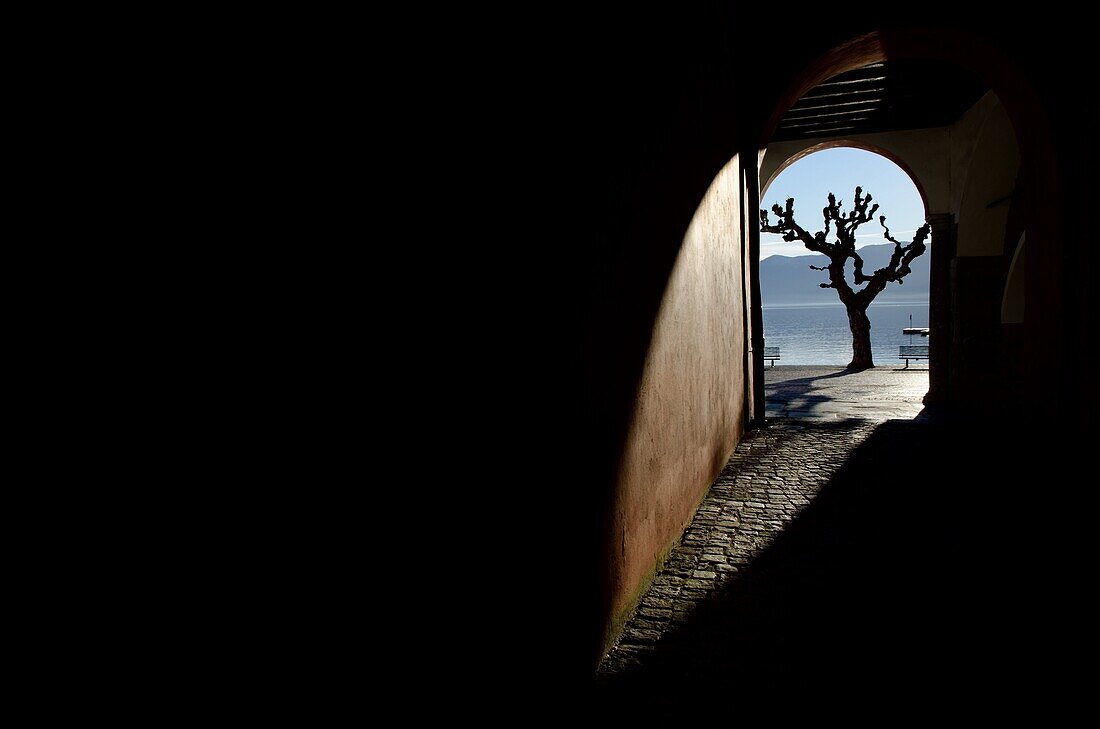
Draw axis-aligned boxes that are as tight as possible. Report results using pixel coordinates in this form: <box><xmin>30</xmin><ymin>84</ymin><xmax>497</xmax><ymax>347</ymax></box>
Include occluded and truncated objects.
<box><xmin>462</xmin><ymin>12</ymin><xmax>1095</xmax><ymax>719</ymax></box>
<box><xmin>591</xmin><ymin>412</ymin><xmax>1083</xmax><ymax>716</ymax></box>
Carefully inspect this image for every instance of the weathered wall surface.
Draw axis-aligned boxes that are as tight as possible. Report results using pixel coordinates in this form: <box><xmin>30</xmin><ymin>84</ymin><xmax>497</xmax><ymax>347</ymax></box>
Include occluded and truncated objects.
<box><xmin>953</xmin><ymin>93</ymin><xmax>1020</xmax><ymax>256</ymax></box>
<box><xmin>605</xmin><ymin>157</ymin><xmax>746</xmax><ymax>649</ymax></box>
<box><xmin>949</xmin><ymin>93</ymin><xmax>1021</xmax><ymax>401</ymax></box>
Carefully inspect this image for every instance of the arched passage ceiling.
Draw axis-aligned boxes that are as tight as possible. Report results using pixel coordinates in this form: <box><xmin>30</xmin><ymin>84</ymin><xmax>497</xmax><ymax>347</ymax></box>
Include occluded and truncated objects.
<box><xmin>772</xmin><ymin>60</ymin><xmax>988</xmax><ymax>142</ymax></box>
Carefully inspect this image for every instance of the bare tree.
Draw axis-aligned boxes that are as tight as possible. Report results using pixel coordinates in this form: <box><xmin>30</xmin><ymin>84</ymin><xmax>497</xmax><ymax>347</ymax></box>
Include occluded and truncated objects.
<box><xmin>760</xmin><ymin>187</ymin><xmax>930</xmax><ymax>369</ymax></box>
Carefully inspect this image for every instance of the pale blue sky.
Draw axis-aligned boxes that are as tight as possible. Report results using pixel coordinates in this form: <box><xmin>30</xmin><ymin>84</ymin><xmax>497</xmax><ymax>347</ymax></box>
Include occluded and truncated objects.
<box><xmin>760</xmin><ymin>148</ymin><xmax>925</xmax><ymax>259</ymax></box>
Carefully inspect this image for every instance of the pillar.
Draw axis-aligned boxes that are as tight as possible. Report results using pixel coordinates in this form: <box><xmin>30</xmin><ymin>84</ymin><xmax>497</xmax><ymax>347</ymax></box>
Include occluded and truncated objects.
<box><xmin>925</xmin><ymin>212</ymin><xmax>955</xmax><ymax>404</ymax></box>
<box><xmin>745</xmin><ymin>153</ymin><xmax>765</xmax><ymax>425</ymax></box>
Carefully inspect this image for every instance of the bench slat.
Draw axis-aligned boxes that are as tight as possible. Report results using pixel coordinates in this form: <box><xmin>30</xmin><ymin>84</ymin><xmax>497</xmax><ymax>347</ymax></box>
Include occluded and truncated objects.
<box><xmin>899</xmin><ymin>345</ymin><xmax>929</xmax><ymax>357</ymax></box>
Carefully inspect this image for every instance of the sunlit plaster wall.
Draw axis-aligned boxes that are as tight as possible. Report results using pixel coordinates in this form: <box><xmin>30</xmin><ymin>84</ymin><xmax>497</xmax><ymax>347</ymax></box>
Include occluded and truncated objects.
<box><xmin>605</xmin><ymin>156</ymin><xmax>747</xmax><ymax>650</ymax></box>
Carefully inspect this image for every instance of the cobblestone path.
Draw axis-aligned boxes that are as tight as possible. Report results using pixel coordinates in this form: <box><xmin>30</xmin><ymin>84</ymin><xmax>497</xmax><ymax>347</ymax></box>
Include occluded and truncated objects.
<box><xmin>591</xmin><ymin>415</ymin><xmax>1049</xmax><ymax>716</ymax></box>
<box><xmin>597</xmin><ymin>420</ymin><xmax>875</xmax><ymax>678</ymax></box>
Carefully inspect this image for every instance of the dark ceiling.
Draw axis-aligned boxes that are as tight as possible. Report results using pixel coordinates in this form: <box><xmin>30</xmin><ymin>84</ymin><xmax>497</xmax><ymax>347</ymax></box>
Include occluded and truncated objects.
<box><xmin>771</xmin><ymin>60</ymin><xmax>989</xmax><ymax>142</ymax></box>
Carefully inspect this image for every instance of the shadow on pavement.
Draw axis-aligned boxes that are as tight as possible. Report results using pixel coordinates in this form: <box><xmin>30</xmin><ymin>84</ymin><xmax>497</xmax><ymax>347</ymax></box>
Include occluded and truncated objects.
<box><xmin>591</xmin><ymin>417</ymin><xmax>1087</xmax><ymax>716</ymax></box>
<box><xmin>766</xmin><ymin>367</ymin><xmax>930</xmax><ymax>419</ymax></box>
<box><xmin>764</xmin><ymin>369</ymin><xmax>864</xmax><ymax>417</ymax></box>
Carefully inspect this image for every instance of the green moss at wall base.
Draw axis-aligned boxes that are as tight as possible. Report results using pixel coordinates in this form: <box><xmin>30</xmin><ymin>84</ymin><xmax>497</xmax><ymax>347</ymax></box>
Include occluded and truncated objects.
<box><xmin>598</xmin><ymin>468</ymin><xmax>729</xmax><ymax>660</ymax></box>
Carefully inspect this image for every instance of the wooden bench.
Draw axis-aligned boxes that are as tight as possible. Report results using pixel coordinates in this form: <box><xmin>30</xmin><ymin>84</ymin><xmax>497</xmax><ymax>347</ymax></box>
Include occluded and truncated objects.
<box><xmin>899</xmin><ymin>344</ymin><xmax>929</xmax><ymax>368</ymax></box>
<box><xmin>763</xmin><ymin>346</ymin><xmax>780</xmax><ymax>368</ymax></box>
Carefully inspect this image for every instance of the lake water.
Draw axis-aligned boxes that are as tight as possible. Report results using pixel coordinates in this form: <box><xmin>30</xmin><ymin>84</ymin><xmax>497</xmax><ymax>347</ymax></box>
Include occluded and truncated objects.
<box><xmin>763</xmin><ymin>302</ymin><xmax>930</xmax><ymax>365</ymax></box>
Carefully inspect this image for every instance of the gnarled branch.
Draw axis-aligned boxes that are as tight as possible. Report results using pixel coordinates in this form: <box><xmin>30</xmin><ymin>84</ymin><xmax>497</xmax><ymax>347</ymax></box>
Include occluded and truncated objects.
<box><xmin>851</xmin><ymin>251</ymin><xmax>868</xmax><ymax>284</ymax></box>
<box><xmin>761</xmin><ymin>189</ymin><xmax>928</xmax><ymax>307</ymax></box>
<box><xmin>853</xmin><ymin>220</ymin><xmax>932</xmax><ymax>306</ymax></box>
<box><xmin>760</xmin><ymin>197</ymin><xmax>832</xmax><ymax>254</ymax></box>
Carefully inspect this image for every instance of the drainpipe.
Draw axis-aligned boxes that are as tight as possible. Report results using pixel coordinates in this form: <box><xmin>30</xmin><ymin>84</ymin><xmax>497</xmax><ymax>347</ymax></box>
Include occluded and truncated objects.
<box><xmin>745</xmin><ymin>152</ymin><xmax>766</xmax><ymax>425</ymax></box>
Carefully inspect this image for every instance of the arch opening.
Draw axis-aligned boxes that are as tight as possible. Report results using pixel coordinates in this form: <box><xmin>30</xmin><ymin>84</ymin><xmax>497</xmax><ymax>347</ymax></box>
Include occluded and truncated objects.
<box><xmin>762</xmin><ymin>141</ymin><xmax>930</xmax><ymax>216</ymax></box>
<box><xmin>757</xmin><ymin>146</ymin><xmax>930</xmax><ymax>370</ymax></box>
<box><xmin>754</xmin><ymin>34</ymin><xmax>1044</xmax><ymax>411</ymax></box>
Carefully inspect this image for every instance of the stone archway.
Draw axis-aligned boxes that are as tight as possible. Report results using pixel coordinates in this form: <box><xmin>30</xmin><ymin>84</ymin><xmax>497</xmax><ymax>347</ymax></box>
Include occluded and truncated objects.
<box><xmin>753</xmin><ymin>28</ymin><xmax>1062</xmax><ymax>419</ymax></box>
<box><xmin>760</xmin><ymin>140</ymin><xmax>931</xmax><ymax>217</ymax></box>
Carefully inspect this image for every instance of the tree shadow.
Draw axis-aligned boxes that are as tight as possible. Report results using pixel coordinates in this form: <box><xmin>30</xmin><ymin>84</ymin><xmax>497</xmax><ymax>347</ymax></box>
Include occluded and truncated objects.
<box><xmin>766</xmin><ymin>367</ymin><xmax>930</xmax><ymax>418</ymax></box>
<box><xmin>589</xmin><ymin>417</ymin><xmax>1070</xmax><ymax>716</ymax></box>
<box><xmin>764</xmin><ymin>368</ymin><xmax>864</xmax><ymax>417</ymax></box>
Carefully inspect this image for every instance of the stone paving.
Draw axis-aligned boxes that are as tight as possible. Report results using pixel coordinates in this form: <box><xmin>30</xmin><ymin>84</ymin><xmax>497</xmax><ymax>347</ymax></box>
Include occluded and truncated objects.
<box><xmin>595</xmin><ymin>419</ymin><xmax>876</xmax><ymax>690</ymax></box>
<box><xmin>764</xmin><ymin>365</ymin><xmax>929</xmax><ymax>421</ymax></box>
<box><xmin>597</xmin><ymin>367</ymin><xmax>924</xmax><ymax>693</ymax></box>
<box><xmin>589</xmin><ymin>365</ymin><xmax>1057</xmax><ymax>715</ymax></box>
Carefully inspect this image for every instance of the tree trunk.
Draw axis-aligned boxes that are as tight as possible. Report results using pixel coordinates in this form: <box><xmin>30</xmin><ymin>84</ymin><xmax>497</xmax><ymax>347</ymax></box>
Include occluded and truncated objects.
<box><xmin>846</xmin><ymin>305</ymin><xmax>874</xmax><ymax>369</ymax></box>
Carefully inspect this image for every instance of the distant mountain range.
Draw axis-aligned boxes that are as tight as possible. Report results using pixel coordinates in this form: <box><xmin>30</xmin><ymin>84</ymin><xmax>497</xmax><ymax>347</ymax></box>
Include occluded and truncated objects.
<box><xmin>761</xmin><ymin>242</ymin><xmax>930</xmax><ymax>306</ymax></box>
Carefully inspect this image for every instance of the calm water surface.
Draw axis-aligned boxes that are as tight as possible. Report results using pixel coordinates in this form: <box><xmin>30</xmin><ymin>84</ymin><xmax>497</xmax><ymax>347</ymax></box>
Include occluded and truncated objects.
<box><xmin>763</xmin><ymin>302</ymin><xmax>930</xmax><ymax>365</ymax></box>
